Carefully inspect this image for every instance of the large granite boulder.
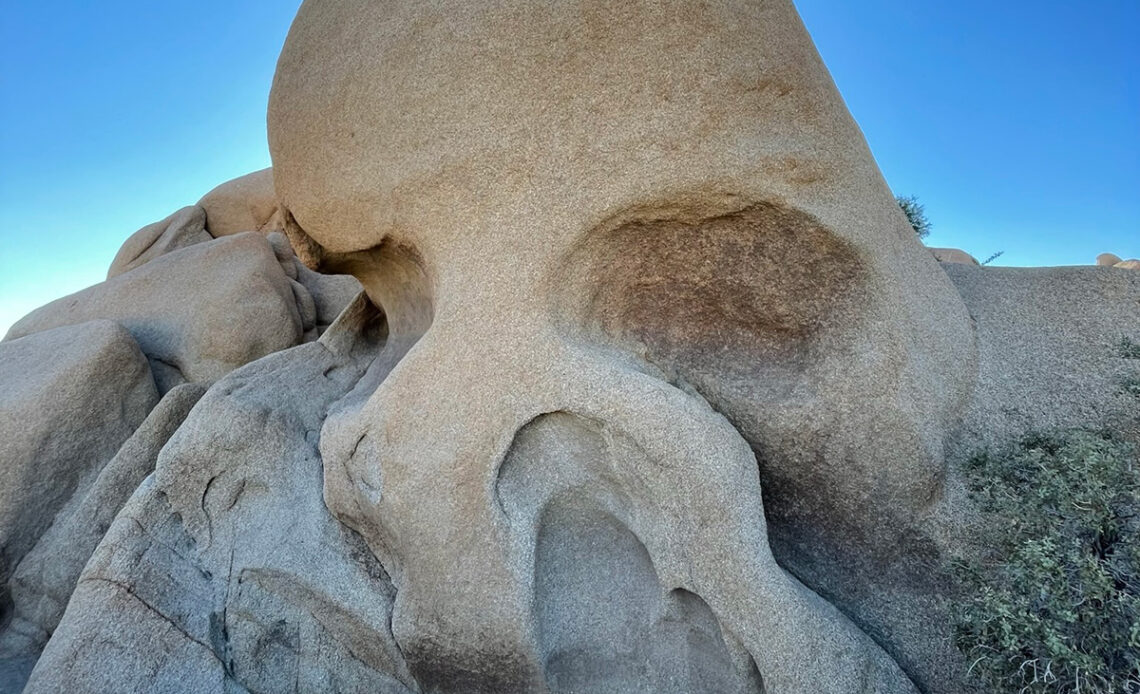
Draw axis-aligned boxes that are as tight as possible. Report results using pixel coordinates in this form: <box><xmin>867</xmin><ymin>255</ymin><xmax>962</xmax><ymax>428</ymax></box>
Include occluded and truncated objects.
<box><xmin>264</xmin><ymin>0</ymin><xmax>977</xmax><ymax>691</ymax></box>
<box><xmin>5</xmin><ymin>1</ymin><xmax>1135</xmax><ymax>693</ymax></box>
<box><xmin>946</xmin><ymin>264</ymin><xmax>1140</xmax><ymax>449</ymax></box>
<box><xmin>5</xmin><ymin>232</ymin><xmax>312</xmax><ymax>392</ymax></box>
<box><xmin>0</xmin><ymin>383</ymin><xmax>205</xmax><ymax>672</ymax></box>
<box><xmin>930</xmin><ymin>247</ymin><xmax>980</xmax><ymax>265</ymax></box>
<box><xmin>0</xmin><ymin>321</ymin><xmax>160</xmax><ymax>690</ymax></box>
<box><xmin>25</xmin><ymin>300</ymin><xmax>407</xmax><ymax>693</ymax></box>
<box><xmin>0</xmin><ymin>320</ymin><xmax>158</xmax><ymax>588</ymax></box>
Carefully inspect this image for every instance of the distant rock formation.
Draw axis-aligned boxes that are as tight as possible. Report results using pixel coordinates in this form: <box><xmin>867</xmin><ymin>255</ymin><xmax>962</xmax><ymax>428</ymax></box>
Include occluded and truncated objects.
<box><xmin>1</xmin><ymin>2</ymin><xmax>1137</xmax><ymax>693</ymax></box>
<box><xmin>930</xmin><ymin>247</ymin><xmax>980</xmax><ymax>265</ymax></box>
<box><xmin>1095</xmin><ymin>252</ymin><xmax>1138</xmax><ymax>270</ymax></box>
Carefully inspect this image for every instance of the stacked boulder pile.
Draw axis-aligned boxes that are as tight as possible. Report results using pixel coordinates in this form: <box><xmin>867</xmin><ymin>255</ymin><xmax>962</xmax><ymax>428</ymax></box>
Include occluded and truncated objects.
<box><xmin>0</xmin><ymin>169</ymin><xmax>360</xmax><ymax>689</ymax></box>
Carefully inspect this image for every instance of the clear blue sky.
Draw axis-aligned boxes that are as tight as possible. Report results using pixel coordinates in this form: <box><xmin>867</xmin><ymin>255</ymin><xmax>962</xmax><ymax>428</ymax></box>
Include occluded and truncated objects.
<box><xmin>2</xmin><ymin>1</ymin><xmax>1137</xmax><ymax>336</ymax></box>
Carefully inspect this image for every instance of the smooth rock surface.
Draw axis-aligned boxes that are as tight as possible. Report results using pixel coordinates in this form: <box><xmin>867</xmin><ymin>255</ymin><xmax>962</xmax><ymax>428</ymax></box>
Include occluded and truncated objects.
<box><xmin>107</xmin><ymin>205</ymin><xmax>212</xmax><ymax>278</ymax></box>
<box><xmin>198</xmin><ymin>167</ymin><xmax>282</xmax><ymax>237</ymax></box>
<box><xmin>5</xmin><ymin>232</ymin><xmax>308</xmax><ymax>391</ymax></box>
<box><xmin>26</xmin><ymin>302</ymin><xmax>412</xmax><ymax>693</ymax></box>
<box><xmin>267</xmin><ymin>0</ymin><xmax>975</xmax><ymax>691</ymax></box>
<box><xmin>1097</xmin><ymin>252</ymin><xmax>1123</xmax><ymax>266</ymax></box>
<box><xmin>0</xmin><ymin>383</ymin><xmax>206</xmax><ymax>675</ymax></box>
<box><xmin>295</xmin><ymin>262</ymin><xmax>363</xmax><ymax>333</ymax></box>
<box><xmin>0</xmin><ymin>321</ymin><xmax>158</xmax><ymax>588</ymax></box>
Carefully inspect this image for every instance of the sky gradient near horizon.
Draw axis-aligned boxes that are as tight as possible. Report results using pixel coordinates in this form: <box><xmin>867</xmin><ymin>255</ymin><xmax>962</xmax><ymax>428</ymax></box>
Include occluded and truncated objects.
<box><xmin>1</xmin><ymin>0</ymin><xmax>1137</xmax><ymax>337</ymax></box>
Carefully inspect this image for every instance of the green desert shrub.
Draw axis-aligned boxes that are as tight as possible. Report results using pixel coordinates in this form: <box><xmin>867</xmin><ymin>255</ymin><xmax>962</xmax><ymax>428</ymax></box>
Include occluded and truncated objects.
<box><xmin>1121</xmin><ymin>377</ymin><xmax>1140</xmax><ymax>400</ymax></box>
<box><xmin>1120</xmin><ymin>337</ymin><xmax>1140</xmax><ymax>361</ymax></box>
<box><xmin>954</xmin><ymin>430</ymin><xmax>1140</xmax><ymax>693</ymax></box>
<box><xmin>897</xmin><ymin>194</ymin><xmax>932</xmax><ymax>238</ymax></box>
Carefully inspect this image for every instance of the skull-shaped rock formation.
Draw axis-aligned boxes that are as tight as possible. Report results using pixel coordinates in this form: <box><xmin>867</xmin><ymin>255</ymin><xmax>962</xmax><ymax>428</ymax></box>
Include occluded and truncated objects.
<box><xmin>264</xmin><ymin>0</ymin><xmax>975</xmax><ymax>690</ymax></box>
<box><xmin>11</xmin><ymin>1</ymin><xmax>1139</xmax><ymax>693</ymax></box>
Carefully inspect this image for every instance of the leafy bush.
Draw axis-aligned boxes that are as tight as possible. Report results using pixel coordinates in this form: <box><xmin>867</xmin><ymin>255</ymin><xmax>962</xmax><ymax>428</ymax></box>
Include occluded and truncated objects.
<box><xmin>954</xmin><ymin>430</ymin><xmax>1140</xmax><ymax>693</ymax></box>
<box><xmin>897</xmin><ymin>194</ymin><xmax>932</xmax><ymax>238</ymax></box>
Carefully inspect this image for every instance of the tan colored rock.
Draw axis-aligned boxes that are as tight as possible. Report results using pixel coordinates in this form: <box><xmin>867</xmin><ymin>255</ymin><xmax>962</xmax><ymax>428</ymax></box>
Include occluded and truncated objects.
<box><xmin>1115</xmin><ymin>259</ymin><xmax>1140</xmax><ymax>270</ymax></box>
<box><xmin>107</xmin><ymin>205</ymin><xmax>212</xmax><ymax>278</ymax></box>
<box><xmin>929</xmin><ymin>247</ymin><xmax>979</xmax><ymax>265</ymax></box>
<box><xmin>197</xmin><ymin>168</ymin><xmax>282</xmax><ymax>237</ymax></box>
<box><xmin>0</xmin><ymin>321</ymin><xmax>158</xmax><ymax>587</ymax></box>
<box><xmin>945</xmin><ymin>264</ymin><xmax>1140</xmax><ymax>448</ymax></box>
<box><xmin>5</xmin><ymin>233</ymin><xmax>309</xmax><ymax>391</ymax></box>
<box><xmin>1097</xmin><ymin>252</ymin><xmax>1123</xmax><ymax>266</ymax></box>
<box><xmin>260</xmin><ymin>0</ymin><xmax>977</xmax><ymax>691</ymax></box>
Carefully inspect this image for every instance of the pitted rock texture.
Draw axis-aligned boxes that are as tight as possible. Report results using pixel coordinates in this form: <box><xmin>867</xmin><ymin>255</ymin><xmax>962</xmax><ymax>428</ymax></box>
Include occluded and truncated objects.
<box><xmin>930</xmin><ymin>247</ymin><xmax>980</xmax><ymax>265</ymax></box>
<box><xmin>260</xmin><ymin>0</ymin><xmax>987</xmax><ymax>691</ymax></box>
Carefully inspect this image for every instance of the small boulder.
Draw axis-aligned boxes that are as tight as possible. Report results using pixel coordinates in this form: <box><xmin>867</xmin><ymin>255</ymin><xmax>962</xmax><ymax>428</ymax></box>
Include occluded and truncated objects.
<box><xmin>198</xmin><ymin>168</ymin><xmax>282</xmax><ymax>237</ymax></box>
<box><xmin>107</xmin><ymin>206</ymin><xmax>212</xmax><ymax>278</ymax></box>
<box><xmin>1097</xmin><ymin>252</ymin><xmax>1123</xmax><ymax>266</ymax></box>
<box><xmin>5</xmin><ymin>233</ymin><xmax>307</xmax><ymax>391</ymax></box>
<box><xmin>294</xmin><ymin>263</ymin><xmax>363</xmax><ymax>332</ymax></box>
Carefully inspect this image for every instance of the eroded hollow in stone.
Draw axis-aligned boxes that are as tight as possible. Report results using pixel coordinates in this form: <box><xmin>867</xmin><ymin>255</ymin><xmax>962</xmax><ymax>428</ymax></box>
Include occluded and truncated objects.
<box><xmin>283</xmin><ymin>207</ymin><xmax>433</xmax><ymax>347</ymax></box>
<box><xmin>549</xmin><ymin>199</ymin><xmax>899</xmax><ymax>593</ymax></box>
<box><xmin>507</xmin><ymin>412</ymin><xmax>766</xmax><ymax>694</ymax></box>
<box><xmin>554</xmin><ymin>200</ymin><xmax>868</xmax><ymax>403</ymax></box>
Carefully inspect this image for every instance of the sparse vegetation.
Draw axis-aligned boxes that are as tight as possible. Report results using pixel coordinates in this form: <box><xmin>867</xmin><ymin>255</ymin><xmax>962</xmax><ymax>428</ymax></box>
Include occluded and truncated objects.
<box><xmin>897</xmin><ymin>195</ymin><xmax>932</xmax><ymax>239</ymax></box>
<box><xmin>1120</xmin><ymin>337</ymin><xmax>1140</xmax><ymax>361</ymax></box>
<box><xmin>954</xmin><ymin>430</ymin><xmax>1140</xmax><ymax>693</ymax></box>
<box><xmin>981</xmin><ymin>251</ymin><xmax>1005</xmax><ymax>266</ymax></box>
<box><xmin>1121</xmin><ymin>377</ymin><xmax>1140</xmax><ymax>400</ymax></box>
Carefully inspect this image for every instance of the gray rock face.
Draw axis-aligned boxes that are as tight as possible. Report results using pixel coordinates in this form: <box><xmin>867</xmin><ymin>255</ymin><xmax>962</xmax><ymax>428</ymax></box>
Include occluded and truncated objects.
<box><xmin>107</xmin><ymin>206</ymin><xmax>212</xmax><ymax>279</ymax></box>
<box><xmin>1</xmin><ymin>383</ymin><xmax>205</xmax><ymax>668</ymax></box>
<box><xmin>947</xmin><ymin>264</ymin><xmax>1140</xmax><ymax>449</ymax></box>
<box><xmin>0</xmin><ymin>321</ymin><xmax>161</xmax><ymax>690</ymax></box>
<box><xmin>294</xmin><ymin>263</ymin><xmax>363</xmax><ymax>334</ymax></box>
<box><xmin>0</xmin><ymin>321</ymin><xmax>158</xmax><ymax>588</ymax></box>
<box><xmin>5</xmin><ymin>233</ymin><xmax>310</xmax><ymax>392</ymax></box>
<box><xmin>25</xmin><ymin>301</ymin><xmax>410</xmax><ymax>693</ymax></box>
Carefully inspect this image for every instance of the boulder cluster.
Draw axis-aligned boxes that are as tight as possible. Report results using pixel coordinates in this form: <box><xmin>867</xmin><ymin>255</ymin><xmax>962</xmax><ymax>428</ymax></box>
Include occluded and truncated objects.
<box><xmin>0</xmin><ymin>169</ymin><xmax>360</xmax><ymax>691</ymax></box>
